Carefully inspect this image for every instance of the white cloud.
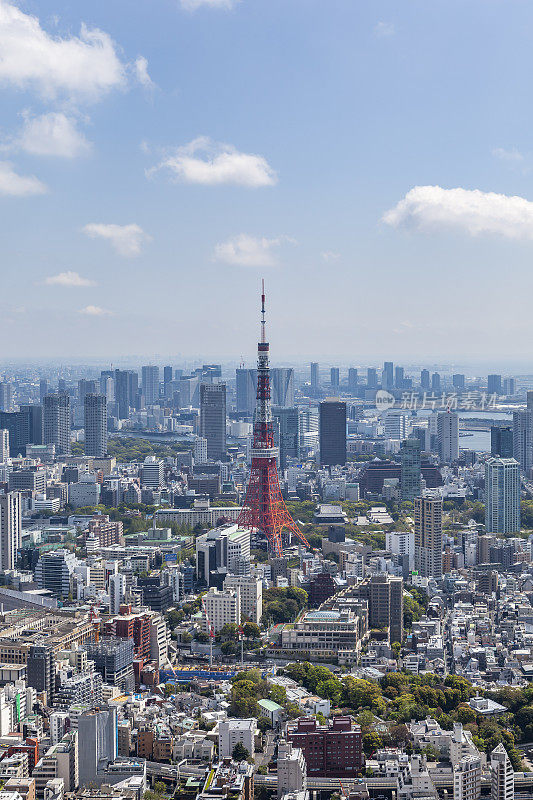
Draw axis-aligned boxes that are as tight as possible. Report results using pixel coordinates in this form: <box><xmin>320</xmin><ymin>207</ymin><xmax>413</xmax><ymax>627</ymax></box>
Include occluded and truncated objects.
<box><xmin>321</xmin><ymin>251</ymin><xmax>340</xmax><ymax>262</ymax></box>
<box><xmin>0</xmin><ymin>0</ymin><xmax>128</xmax><ymax>100</ymax></box>
<box><xmin>79</xmin><ymin>305</ymin><xmax>110</xmax><ymax>316</ymax></box>
<box><xmin>149</xmin><ymin>136</ymin><xmax>277</xmax><ymax>187</ymax></box>
<box><xmin>180</xmin><ymin>0</ymin><xmax>237</xmax><ymax>10</ymax></box>
<box><xmin>492</xmin><ymin>147</ymin><xmax>524</xmax><ymax>163</ymax></box>
<box><xmin>134</xmin><ymin>56</ymin><xmax>154</xmax><ymax>89</ymax></box>
<box><xmin>44</xmin><ymin>271</ymin><xmax>95</xmax><ymax>287</ymax></box>
<box><xmin>383</xmin><ymin>185</ymin><xmax>533</xmax><ymax>241</ymax></box>
<box><xmin>17</xmin><ymin>112</ymin><xmax>91</xmax><ymax>158</ymax></box>
<box><xmin>0</xmin><ymin>160</ymin><xmax>46</xmax><ymax>195</ymax></box>
<box><xmin>375</xmin><ymin>21</ymin><xmax>395</xmax><ymax>38</ymax></box>
<box><xmin>82</xmin><ymin>223</ymin><xmax>151</xmax><ymax>257</ymax></box>
<box><xmin>214</xmin><ymin>234</ymin><xmax>289</xmax><ymax>267</ymax></box>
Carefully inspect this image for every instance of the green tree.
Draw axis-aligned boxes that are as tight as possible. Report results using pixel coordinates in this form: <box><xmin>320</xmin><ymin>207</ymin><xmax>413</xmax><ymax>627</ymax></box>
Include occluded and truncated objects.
<box><xmin>232</xmin><ymin>742</ymin><xmax>250</xmax><ymax>762</ymax></box>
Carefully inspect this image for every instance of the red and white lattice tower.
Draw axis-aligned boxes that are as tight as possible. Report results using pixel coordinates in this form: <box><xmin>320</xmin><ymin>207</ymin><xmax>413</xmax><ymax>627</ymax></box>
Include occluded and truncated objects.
<box><xmin>236</xmin><ymin>283</ymin><xmax>309</xmax><ymax>557</ymax></box>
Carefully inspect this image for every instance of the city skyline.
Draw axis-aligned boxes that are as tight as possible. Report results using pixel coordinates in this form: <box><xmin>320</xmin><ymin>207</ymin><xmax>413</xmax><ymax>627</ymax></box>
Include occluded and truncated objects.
<box><xmin>1</xmin><ymin>1</ymin><xmax>533</xmax><ymax>358</ymax></box>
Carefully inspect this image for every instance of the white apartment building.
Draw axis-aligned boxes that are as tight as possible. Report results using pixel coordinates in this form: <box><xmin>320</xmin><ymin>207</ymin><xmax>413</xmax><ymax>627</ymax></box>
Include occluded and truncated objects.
<box><xmin>218</xmin><ymin>718</ymin><xmax>256</xmax><ymax>759</ymax></box>
<box><xmin>277</xmin><ymin>739</ymin><xmax>307</xmax><ymax>800</ymax></box>
<box><xmin>453</xmin><ymin>756</ymin><xmax>481</xmax><ymax>800</ymax></box>
<box><xmin>203</xmin><ymin>587</ymin><xmax>241</xmax><ymax>633</ymax></box>
<box><xmin>386</xmin><ymin>531</ymin><xmax>415</xmax><ymax>568</ymax></box>
<box><xmin>491</xmin><ymin>743</ymin><xmax>514</xmax><ymax>800</ymax></box>
<box><xmin>223</xmin><ymin>575</ymin><xmax>263</xmax><ymax>624</ymax></box>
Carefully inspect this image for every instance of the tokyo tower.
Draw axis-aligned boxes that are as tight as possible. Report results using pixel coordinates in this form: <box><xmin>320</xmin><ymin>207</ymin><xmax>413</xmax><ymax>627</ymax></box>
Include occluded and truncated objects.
<box><xmin>237</xmin><ymin>283</ymin><xmax>309</xmax><ymax>557</ymax></box>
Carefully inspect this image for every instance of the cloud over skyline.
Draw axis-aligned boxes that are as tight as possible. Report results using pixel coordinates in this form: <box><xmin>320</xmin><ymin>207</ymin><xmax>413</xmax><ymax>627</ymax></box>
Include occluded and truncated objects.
<box><xmin>149</xmin><ymin>136</ymin><xmax>277</xmax><ymax>187</ymax></box>
<box><xmin>44</xmin><ymin>271</ymin><xmax>95</xmax><ymax>287</ymax></box>
<box><xmin>82</xmin><ymin>223</ymin><xmax>151</xmax><ymax>257</ymax></box>
<box><xmin>383</xmin><ymin>185</ymin><xmax>533</xmax><ymax>241</ymax></box>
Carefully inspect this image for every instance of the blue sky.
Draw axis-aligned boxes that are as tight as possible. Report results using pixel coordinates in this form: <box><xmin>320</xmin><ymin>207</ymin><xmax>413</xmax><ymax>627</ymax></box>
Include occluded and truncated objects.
<box><xmin>1</xmin><ymin>0</ymin><xmax>533</xmax><ymax>364</ymax></box>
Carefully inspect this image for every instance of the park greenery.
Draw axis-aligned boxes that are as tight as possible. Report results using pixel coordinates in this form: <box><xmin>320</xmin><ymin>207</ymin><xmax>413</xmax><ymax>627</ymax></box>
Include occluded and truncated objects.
<box><xmin>282</xmin><ymin>663</ymin><xmax>524</xmax><ymax>767</ymax></box>
<box><xmin>261</xmin><ymin>586</ymin><xmax>308</xmax><ymax>625</ymax></box>
<box><xmin>72</xmin><ymin>435</ymin><xmax>192</xmax><ymax>462</ymax></box>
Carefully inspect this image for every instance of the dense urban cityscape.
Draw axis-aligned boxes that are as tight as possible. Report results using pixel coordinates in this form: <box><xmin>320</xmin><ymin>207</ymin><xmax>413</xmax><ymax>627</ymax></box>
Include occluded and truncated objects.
<box><xmin>1</xmin><ymin>2</ymin><xmax>532</xmax><ymax>800</ymax></box>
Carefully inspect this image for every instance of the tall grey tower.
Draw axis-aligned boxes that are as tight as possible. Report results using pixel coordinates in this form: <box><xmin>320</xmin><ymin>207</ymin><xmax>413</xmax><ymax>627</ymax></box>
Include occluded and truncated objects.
<box><xmin>141</xmin><ymin>365</ymin><xmax>160</xmax><ymax>406</ymax></box>
<box><xmin>200</xmin><ymin>383</ymin><xmax>226</xmax><ymax>461</ymax></box>
<box><xmin>0</xmin><ymin>492</ymin><xmax>21</xmax><ymax>571</ymax></box>
<box><xmin>84</xmin><ymin>394</ymin><xmax>108</xmax><ymax>457</ymax></box>
<box><xmin>43</xmin><ymin>393</ymin><xmax>71</xmax><ymax>455</ymax></box>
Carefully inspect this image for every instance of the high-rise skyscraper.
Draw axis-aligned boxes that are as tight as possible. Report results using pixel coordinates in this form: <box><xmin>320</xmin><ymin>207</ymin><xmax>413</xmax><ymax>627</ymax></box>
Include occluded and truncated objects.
<box><xmin>420</xmin><ymin>369</ymin><xmax>430</xmax><ymax>390</ymax></box>
<box><xmin>0</xmin><ymin>429</ymin><xmax>8</xmax><ymax>462</ymax></box>
<box><xmin>271</xmin><ymin>368</ymin><xmax>295</xmax><ymax>407</ymax></box>
<box><xmin>141</xmin><ymin>365</ymin><xmax>160</xmax><ymax>406</ymax></box>
<box><xmin>395</xmin><ymin>366</ymin><xmax>404</xmax><ymax>389</ymax></box>
<box><xmin>0</xmin><ymin>383</ymin><xmax>12</xmax><ymax>412</ymax></box>
<box><xmin>163</xmin><ymin>366</ymin><xmax>173</xmax><ymax>386</ymax></box>
<box><xmin>491</xmin><ymin>426</ymin><xmax>513</xmax><ymax>458</ymax></box>
<box><xmin>400</xmin><ymin>439</ymin><xmax>421</xmax><ymax>501</ymax></box>
<box><xmin>310</xmin><ymin>362</ymin><xmax>320</xmax><ymax>393</ymax></box>
<box><xmin>487</xmin><ymin>374</ymin><xmax>502</xmax><ymax>395</ymax></box>
<box><xmin>319</xmin><ymin>400</ymin><xmax>346</xmax><ymax>466</ymax></box>
<box><xmin>503</xmin><ymin>377</ymin><xmax>515</xmax><ymax>396</ymax></box>
<box><xmin>432</xmin><ymin>372</ymin><xmax>441</xmax><ymax>392</ymax></box>
<box><xmin>414</xmin><ymin>495</ymin><xmax>443</xmax><ymax>578</ymax></box>
<box><xmin>330</xmin><ymin>367</ymin><xmax>340</xmax><ymax>392</ymax></box>
<box><xmin>0</xmin><ymin>406</ymin><xmax>42</xmax><ymax>456</ymax></box>
<box><xmin>382</xmin><ymin>362</ymin><xmax>393</xmax><ymax>391</ymax></box>
<box><xmin>490</xmin><ymin>744</ymin><xmax>514</xmax><ymax>800</ymax></box>
<box><xmin>453</xmin><ymin>374</ymin><xmax>465</xmax><ymax>391</ymax></box>
<box><xmin>367</xmin><ymin>574</ymin><xmax>404</xmax><ymax>645</ymax></box>
<box><xmin>367</xmin><ymin>368</ymin><xmax>377</xmax><ymax>389</ymax></box>
<box><xmin>512</xmin><ymin>409</ymin><xmax>533</xmax><ymax>472</ymax></box>
<box><xmin>84</xmin><ymin>394</ymin><xmax>108</xmax><ymax>457</ymax></box>
<box><xmin>43</xmin><ymin>393</ymin><xmax>71</xmax><ymax>456</ymax></box>
<box><xmin>114</xmin><ymin>369</ymin><xmax>137</xmax><ymax>419</ymax></box>
<box><xmin>348</xmin><ymin>368</ymin><xmax>358</xmax><ymax>393</ymax></box>
<box><xmin>77</xmin><ymin>379</ymin><xmax>98</xmax><ymax>406</ymax></box>
<box><xmin>0</xmin><ymin>491</ymin><xmax>21</xmax><ymax>571</ymax></box>
<box><xmin>437</xmin><ymin>411</ymin><xmax>459</xmax><ymax>462</ymax></box>
<box><xmin>236</xmin><ymin>368</ymin><xmax>256</xmax><ymax>415</ymax></box>
<box><xmin>200</xmin><ymin>383</ymin><xmax>226</xmax><ymax>461</ymax></box>
<box><xmin>39</xmin><ymin>379</ymin><xmax>48</xmax><ymax>403</ymax></box>
<box><xmin>485</xmin><ymin>457</ymin><xmax>520</xmax><ymax>534</ymax></box>
<box><xmin>273</xmin><ymin>407</ymin><xmax>300</xmax><ymax>469</ymax></box>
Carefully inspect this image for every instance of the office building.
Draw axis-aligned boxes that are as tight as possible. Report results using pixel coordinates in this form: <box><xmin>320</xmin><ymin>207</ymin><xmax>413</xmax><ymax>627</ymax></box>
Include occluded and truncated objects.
<box><xmin>78</xmin><ymin>708</ymin><xmax>117</xmax><ymax>786</ymax></box>
<box><xmin>382</xmin><ymin>362</ymin><xmax>393</xmax><ymax>391</ymax></box>
<box><xmin>137</xmin><ymin>575</ymin><xmax>173</xmax><ymax>613</ymax></box>
<box><xmin>414</xmin><ymin>495</ymin><xmax>443</xmax><ymax>578</ymax></box>
<box><xmin>218</xmin><ymin>719</ymin><xmax>256</xmax><ymax>760</ymax></box>
<box><xmin>77</xmin><ymin>379</ymin><xmax>98</xmax><ymax>406</ymax></box>
<box><xmin>348</xmin><ymin>368</ymin><xmax>358</xmax><ymax>393</ymax></box>
<box><xmin>35</xmin><ymin>549</ymin><xmax>77</xmax><ymax>598</ymax></box>
<box><xmin>224</xmin><ymin>575</ymin><xmax>263</xmax><ymax>624</ymax></box>
<box><xmin>386</xmin><ymin>531</ymin><xmax>415</xmax><ymax>569</ymax></box>
<box><xmin>513</xmin><ymin>409</ymin><xmax>533</xmax><ymax>472</ymax></box>
<box><xmin>432</xmin><ymin>372</ymin><xmax>441</xmax><ymax>392</ymax></box>
<box><xmin>330</xmin><ymin>367</ymin><xmax>340</xmax><ymax>392</ymax></box>
<box><xmin>196</xmin><ymin>524</ymin><xmax>251</xmax><ymax>586</ymax></box>
<box><xmin>0</xmin><ymin>429</ymin><xmax>9</xmax><ymax>462</ymax></box>
<box><xmin>356</xmin><ymin>574</ymin><xmax>403</xmax><ymax>645</ymax></box>
<box><xmin>491</xmin><ymin>426</ymin><xmax>513</xmax><ymax>458</ymax></box>
<box><xmin>84</xmin><ymin>394</ymin><xmax>107</xmax><ymax>457</ymax></box>
<box><xmin>453</xmin><ymin>374</ymin><xmax>466</xmax><ymax>391</ymax></box>
<box><xmin>141</xmin><ymin>365</ymin><xmax>159</xmax><ymax>406</ymax></box>
<box><xmin>384</xmin><ymin>411</ymin><xmax>408</xmax><ymax>440</ymax></box>
<box><xmin>0</xmin><ymin>383</ymin><xmax>12</xmax><ymax>412</ymax></box>
<box><xmin>485</xmin><ymin>457</ymin><xmax>520</xmax><ymax>534</ymax></box>
<box><xmin>0</xmin><ymin>492</ymin><xmax>21</xmax><ymax>571</ymax></box>
<box><xmin>437</xmin><ymin>411</ymin><xmax>459</xmax><ymax>462</ymax></box>
<box><xmin>488</xmin><ymin>374</ymin><xmax>502</xmax><ymax>395</ymax></box>
<box><xmin>453</xmin><ymin>756</ymin><xmax>481</xmax><ymax>800</ymax></box>
<box><xmin>114</xmin><ymin>369</ymin><xmax>138</xmax><ymax>419</ymax></box>
<box><xmin>310</xmin><ymin>362</ymin><xmax>319</xmax><ymax>392</ymax></box>
<box><xmin>200</xmin><ymin>383</ymin><xmax>226</xmax><ymax>461</ymax></box>
<box><xmin>319</xmin><ymin>400</ymin><xmax>346</xmax><ymax>466</ymax></box>
<box><xmin>272</xmin><ymin>406</ymin><xmax>300</xmax><ymax>468</ymax></box>
<box><xmin>0</xmin><ymin>407</ymin><xmax>42</xmax><ymax>457</ymax></box>
<box><xmin>141</xmin><ymin>456</ymin><xmax>164</xmax><ymax>488</ymax></box>
<box><xmin>271</xmin><ymin>368</ymin><xmax>295</xmax><ymax>407</ymax></box>
<box><xmin>39</xmin><ymin>379</ymin><xmax>48</xmax><ymax>403</ymax></box>
<box><xmin>277</xmin><ymin>740</ymin><xmax>307</xmax><ymax>800</ymax></box>
<box><xmin>400</xmin><ymin>439</ymin><xmax>422</xmax><ymax>501</ymax></box>
<box><xmin>367</xmin><ymin>368</ymin><xmax>377</xmax><ymax>389</ymax></box>
<box><xmin>194</xmin><ymin>436</ymin><xmax>208</xmax><ymax>464</ymax></box>
<box><xmin>236</xmin><ymin>368</ymin><xmax>256</xmax><ymax>415</ymax></box>
<box><xmin>109</xmin><ymin>573</ymin><xmax>126</xmax><ymax>615</ymax></box>
<box><xmin>286</xmin><ymin>716</ymin><xmax>363</xmax><ymax>778</ymax></box>
<box><xmin>43</xmin><ymin>394</ymin><xmax>70</xmax><ymax>456</ymax></box>
<box><xmin>395</xmin><ymin>366</ymin><xmax>404</xmax><ymax>388</ymax></box>
<box><xmin>490</xmin><ymin>743</ymin><xmax>514</xmax><ymax>800</ymax></box>
<box><xmin>504</xmin><ymin>378</ymin><xmax>516</xmax><ymax>396</ymax></box>
<box><xmin>163</xmin><ymin>365</ymin><xmax>173</xmax><ymax>387</ymax></box>
<box><xmin>83</xmin><ymin>638</ymin><xmax>134</xmax><ymax>691</ymax></box>
<box><xmin>27</xmin><ymin>642</ymin><xmax>55</xmax><ymax>704</ymax></box>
